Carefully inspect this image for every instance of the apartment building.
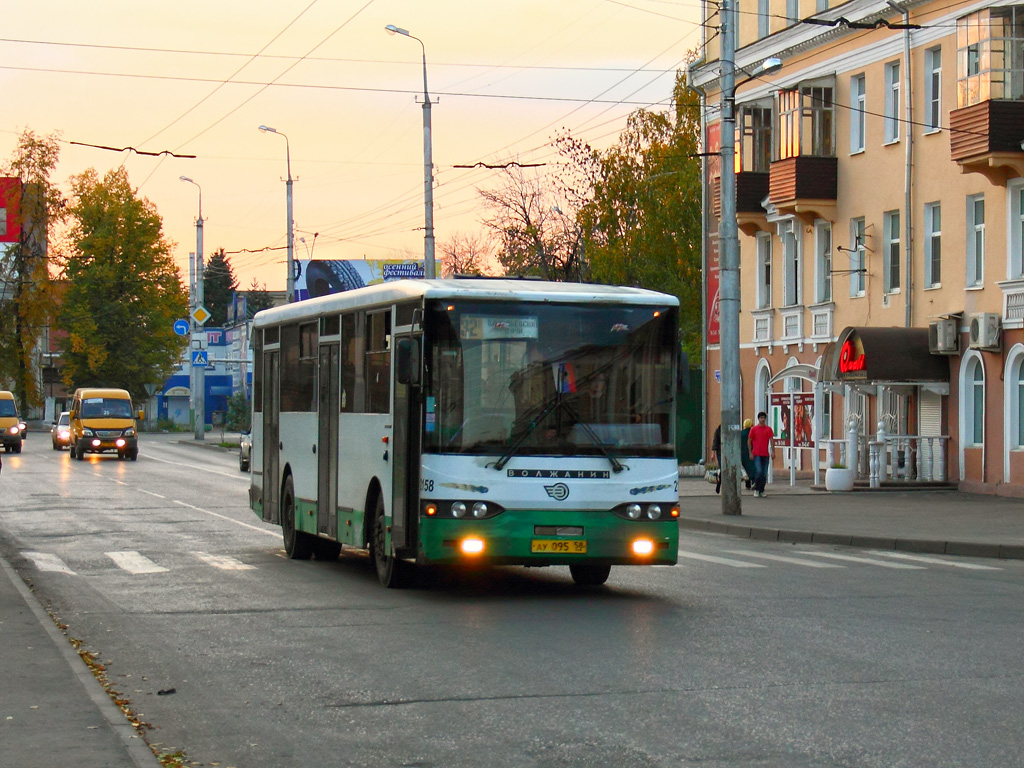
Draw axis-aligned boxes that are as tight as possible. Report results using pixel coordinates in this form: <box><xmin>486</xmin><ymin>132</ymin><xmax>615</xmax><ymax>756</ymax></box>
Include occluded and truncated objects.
<box><xmin>690</xmin><ymin>0</ymin><xmax>1024</xmax><ymax>496</ymax></box>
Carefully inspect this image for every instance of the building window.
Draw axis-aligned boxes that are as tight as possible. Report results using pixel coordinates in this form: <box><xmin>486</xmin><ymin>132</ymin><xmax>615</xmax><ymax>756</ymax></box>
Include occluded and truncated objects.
<box><xmin>957</xmin><ymin>7</ymin><xmax>1024</xmax><ymax>108</ymax></box>
<box><xmin>968</xmin><ymin>358</ymin><xmax>985</xmax><ymax>446</ymax></box>
<box><xmin>787</xmin><ymin>0</ymin><xmax>799</xmax><ymax>24</ymax></box>
<box><xmin>816</xmin><ymin>0</ymin><xmax>829</xmax><ymax>11</ymax></box>
<box><xmin>967</xmin><ymin>194</ymin><xmax>985</xmax><ymax>286</ymax></box>
<box><xmin>758</xmin><ymin>0</ymin><xmax>770</xmax><ymax>38</ymax></box>
<box><xmin>850</xmin><ymin>217</ymin><xmax>866</xmax><ymax>297</ymax></box>
<box><xmin>924</xmin><ymin>47</ymin><xmax>943</xmax><ymax>132</ymax></box>
<box><xmin>781</xmin><ymin>221</ymin><xmax>801</xmax><ymax>307</ymax></box>
<box><xmin>850</xmin><ymin>74</ymin><xmax>866</xmax><ymax>153</ymax></box>
<box><xmin>884</xmin><ymin>210</ymin><xmax>901</xmax><ymax>293</ymax></box>
<box><xmin>925</xmin><ymin>202</ymin><xmax>941</xmax><ymax>287</ymax></box>
<box><xmin>884</xmin><ymin>61</ymin><xmax>901</xmax><ymax>143</ymax></box>
<box><xmin>1010</xmin><ymin>180</ymin><xmax>1024</xmax><ymax>279</ymax></box>
<box><xmin>739</xmin><ymin>105</ymin><xmax>773</xmax><ymax>173</ymax></box>
<box><xmin>815</xmin><ymin>220</ymin><xmax>832</xmax><ymax>303</ymax></box>
<box><xmin>756</xmin><ymin>232</ymin><xmax>773</xmax><ymax>309</ymax></box>
<box><xmin>1015</xmin><ymin>356</ymin><xmax>1024</xmax><ymax>447</ymax></box>
<box><xmin>777</xmin><ymin>83</ymin><xmax>835</xmax><ymax>159</ymax></box>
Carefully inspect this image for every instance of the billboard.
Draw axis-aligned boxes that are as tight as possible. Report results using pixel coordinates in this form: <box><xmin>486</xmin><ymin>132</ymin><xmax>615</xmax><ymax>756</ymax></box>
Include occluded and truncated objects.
<box><xmin>0</xmin><ymin>177</ymin><xmax>22</xmax><ymax>244</ymax></box>
<box><xmin>294</xmin><ymin>259</ymin><xmax>425</xmax><ymax>301</ymax></box>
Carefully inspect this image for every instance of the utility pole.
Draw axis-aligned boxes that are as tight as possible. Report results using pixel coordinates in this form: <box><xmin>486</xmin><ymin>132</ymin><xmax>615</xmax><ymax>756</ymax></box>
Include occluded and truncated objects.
<box><xmin>194</xmin><ymin>218</ymin><xmax>206</xmax><ymax>442</ymax></box>
<box><xmin>719</xmin><ymin>0</ymin><xmax>742</xmax><ymax>515</ymax></box>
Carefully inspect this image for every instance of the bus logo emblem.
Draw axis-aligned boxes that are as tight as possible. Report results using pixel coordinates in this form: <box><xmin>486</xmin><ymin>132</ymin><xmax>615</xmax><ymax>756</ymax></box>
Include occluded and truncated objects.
<box><xmin>544</xmin><ymin>483</ymin><xmax>570</xmax><ymax>501</ymax></box>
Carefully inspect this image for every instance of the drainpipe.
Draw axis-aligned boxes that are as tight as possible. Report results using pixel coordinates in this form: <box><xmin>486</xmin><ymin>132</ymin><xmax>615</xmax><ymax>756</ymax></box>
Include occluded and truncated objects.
<box><xmin>689</xmin><ymin>57</ymin><xmax>710</xmax><ymax>466</ymax></box>
<box><xmin>889</xmin><ymin>0</ymin><xmax>914</xmax><ymax>328</ymax></box>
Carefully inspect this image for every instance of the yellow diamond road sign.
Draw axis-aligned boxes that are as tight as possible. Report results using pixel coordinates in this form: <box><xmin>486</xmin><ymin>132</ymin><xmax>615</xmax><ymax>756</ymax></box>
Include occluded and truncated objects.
<box><xmin>191</xmin><ymin>305</ymin><xmax>212</xmax><ymax>326</ymax></box>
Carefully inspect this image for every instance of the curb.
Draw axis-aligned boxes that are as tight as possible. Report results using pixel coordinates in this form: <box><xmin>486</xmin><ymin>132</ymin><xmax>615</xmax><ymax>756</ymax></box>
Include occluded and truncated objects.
<box><xmin>677</xmin><ymin>516</ymin><xmax>1024</xmax><ymax>561</ymax></box>
<box><xmin>0</xmin><ymin>555</ymin><xmax>164</xmax><ymax>768</ymax></box>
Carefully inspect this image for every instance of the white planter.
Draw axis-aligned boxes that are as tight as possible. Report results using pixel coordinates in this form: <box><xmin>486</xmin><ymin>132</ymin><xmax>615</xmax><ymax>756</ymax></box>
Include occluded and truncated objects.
<box><xmin>825</xmin><ymin>467</ymin><xmax>856</xmax><ymax>492</ymax></box>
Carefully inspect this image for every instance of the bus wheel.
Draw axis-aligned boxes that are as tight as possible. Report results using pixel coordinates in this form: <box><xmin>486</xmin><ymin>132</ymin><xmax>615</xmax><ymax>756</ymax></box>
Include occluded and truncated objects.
<box><xmin>76</xmin><ymin>444</ymin><xmax>85</xmax><ymax>461</ymax></box>
<box><xmin>371</xmin><ymin>496</ymin><xmax>409</xmax><ymax>588</ymax></box>
<box><xmin>281</xmin><ymin>476</ymin><xmax>313</xmax><ymax>560</ymax></box>
<box><xmin>569</xmin><ymin>564</ymin><xmax>611</xmax><ymax>586</ymax></box>
<box><xmin>313</xmin><ymin>538</ymin><xmax>341</xmax><ymax>561</ymax></box>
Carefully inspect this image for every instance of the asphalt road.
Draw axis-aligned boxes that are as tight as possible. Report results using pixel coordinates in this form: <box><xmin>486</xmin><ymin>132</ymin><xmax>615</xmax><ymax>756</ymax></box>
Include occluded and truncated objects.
<box><xmin>3</xmin><ymin>433</ymin><xmax>1024</xmax><ymax>768</ymax></box>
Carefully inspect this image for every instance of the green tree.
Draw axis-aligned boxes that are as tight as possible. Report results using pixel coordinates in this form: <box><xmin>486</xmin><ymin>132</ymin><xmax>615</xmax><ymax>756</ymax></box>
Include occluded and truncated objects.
<box><xmin>58</xmin><ymin>167</ymin><xmax>188</xmax><ymax>402</ymax></box>
<box><xmin>245</xmin><ymin>278</ymin><xmax>275</xmax><ymax>317</ymax></box>
<box><xmin>562</xmin><ymin>71</ymin><xmax>704</xmax><ymax>357</ymax></box>
<box><xmin>0</xmin><ymin>129</ymin><xmax>65</xmax><ymax>413</ymax></box>
<box><xmin>202</xmin><ymin>248</ymin><xmax>238</xmax><ymax>327</ymax></box>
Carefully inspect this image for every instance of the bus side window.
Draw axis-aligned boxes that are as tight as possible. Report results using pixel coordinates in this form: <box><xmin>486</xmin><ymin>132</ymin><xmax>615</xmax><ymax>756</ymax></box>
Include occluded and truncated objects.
<box><xmin>341</xmin><ymin>314</ymin><xmax>356</xmax><ymax>413</ymax></box>
<box><xmin>365</xmin><ymin>310</ymin><xmax>391</xmax><ymax>414</ymax></box>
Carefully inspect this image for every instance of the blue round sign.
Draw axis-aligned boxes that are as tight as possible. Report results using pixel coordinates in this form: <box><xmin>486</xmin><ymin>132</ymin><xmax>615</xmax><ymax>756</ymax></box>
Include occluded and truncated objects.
<box><xmin>173</xmin><ymin>319</ymin><xmax>190</xmax><ymax>336</ymax></box>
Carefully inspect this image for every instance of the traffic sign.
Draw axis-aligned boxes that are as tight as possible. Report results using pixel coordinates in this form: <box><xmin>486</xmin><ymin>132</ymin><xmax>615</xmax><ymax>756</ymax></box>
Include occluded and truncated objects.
<box><xmin>191</xmin><ymin>305</ymin><xmax>212</xmax><ymax>326</ymax></box>
<box><xmin>192</xmin><ymin>350</ymin><xmax>209</xmax><ymax>367</ymax></box>
<box><xmin>173</xmin><ymin>319</ymin><xmax>190</xmax><ymax>336</ymax></box>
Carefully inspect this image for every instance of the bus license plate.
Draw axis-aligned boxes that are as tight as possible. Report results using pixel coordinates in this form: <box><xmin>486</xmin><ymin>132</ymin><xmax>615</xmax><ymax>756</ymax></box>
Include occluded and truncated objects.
<box><xmin>531</xmin><ymin>539</ymin><xmax>587</xmax><ymax>554</ymax></box>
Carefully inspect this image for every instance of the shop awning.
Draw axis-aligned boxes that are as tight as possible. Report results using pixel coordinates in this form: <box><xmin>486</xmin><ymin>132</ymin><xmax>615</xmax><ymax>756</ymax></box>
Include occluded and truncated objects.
<box><xmin>819</xmin><ymin>327</ymin><xmax>949</xmax><ymax>384</ymax></box>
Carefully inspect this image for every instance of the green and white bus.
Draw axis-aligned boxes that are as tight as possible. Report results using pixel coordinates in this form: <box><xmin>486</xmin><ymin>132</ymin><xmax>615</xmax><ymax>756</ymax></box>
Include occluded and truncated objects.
<box><xmin>249</xmin><ymin>278</ymin><xmax>680</xmax><ymax>587</ymax></box>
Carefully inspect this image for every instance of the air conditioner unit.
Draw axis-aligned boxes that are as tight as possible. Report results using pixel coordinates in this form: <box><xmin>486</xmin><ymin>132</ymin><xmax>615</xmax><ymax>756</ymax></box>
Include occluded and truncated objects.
<box><xmin>968</xmin><ymin>312</ymin><xmax>1002</xmax><ymax>351</ymax></box>
<box><xmin>928</xmin><ymin>319</ymin><xmax>959</xmax><ymax>354</ymax></box>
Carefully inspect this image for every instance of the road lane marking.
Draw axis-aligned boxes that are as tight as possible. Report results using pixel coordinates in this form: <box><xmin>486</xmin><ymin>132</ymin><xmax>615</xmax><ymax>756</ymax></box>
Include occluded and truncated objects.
<box><xmin>725</xmin><ymin>550</ymin><xmax>845</xmax><ymax>568</ymax></box>
<box><xmin>868</xmin><ymin>551</ymin><xmax>1002</xmax><ymax>570</ymax></box>
<box><xmin>105</xmin><ymin>551</ymin><xmax>169</xmax><ymax>574</ymax></box>
<box><xmin>139</xmin><ymin>489</ymin><xmax>166</xmax><ymax>499</ymax></box>
<box><xmin>192</xmin><ymin>551</ymin><xmax>256</xmax><ymax>571</ymax></box>
<box><xmin>676</xmin><ymin>550</ymin><xmax>766</xmax><ymax>568</ymax></box>
<box><xmin>798</xmin><ymin>551</ymin><xmax>925</xmax><ymax>569</ymax></box>
<box><xmin>173</xmin><ymin>500</ymin><xmax>279</xmax><ymax>538</ymax></box>
<box><xmin>139</xmin><ymin>452</ymin><xmax>247</xmax><ymax>480</ymax></box>
<box><xmin>23</xmin><ymin>552</ymin><xmax>76</xmax><ymax>575</ymax></box>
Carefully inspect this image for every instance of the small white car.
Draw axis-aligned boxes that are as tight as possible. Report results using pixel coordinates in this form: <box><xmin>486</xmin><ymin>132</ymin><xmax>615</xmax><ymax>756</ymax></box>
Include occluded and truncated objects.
<box><xmin>51</xmin><ymin>412</ymin><xmax>71</xmax><ymax>450</ymax></box>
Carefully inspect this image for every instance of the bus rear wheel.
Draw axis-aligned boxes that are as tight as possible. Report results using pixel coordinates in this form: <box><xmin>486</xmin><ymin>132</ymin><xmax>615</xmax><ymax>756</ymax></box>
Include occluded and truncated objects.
<box><xmin>281</xmin><ymin>475</ymin><xmax>313</xmax><ymax>560</ymax></box>
<box><xmin>371</xmin><ymin>495</ymin><xmax>409</xmax><ymax>589</ymax></box>
<box><xmin>569</xmin><ymin>564</ymin><xmax>611</xmax><ymax>586</ymax></box>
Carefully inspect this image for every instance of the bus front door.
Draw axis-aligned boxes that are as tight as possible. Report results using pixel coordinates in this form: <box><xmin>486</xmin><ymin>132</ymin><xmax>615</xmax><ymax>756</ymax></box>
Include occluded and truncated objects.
<box><xmin>317</xmin><ymin>343</ymin><xmax>339</xmax><ymax>538</ymax></box>
<box><xmin>262</xmin><ymin>350</ymin><xmax>281</xmax><ymax>524</ymax></box>
<box><xmin>391</xmin><ymin>332</ymin><xmax>422</xmax><ymax>554</ymax></box>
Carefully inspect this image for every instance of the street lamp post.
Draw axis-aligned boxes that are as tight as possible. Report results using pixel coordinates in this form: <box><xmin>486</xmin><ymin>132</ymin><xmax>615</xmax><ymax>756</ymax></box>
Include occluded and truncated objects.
<box><xmin>258</xmin><ymin>125</ymin><xmax>296</xmax><ymax>301</ymax></box>
<box><xmin>179</xmin><ymin>175</ymin><xmax>205</xmax><ymax>442</ymax></box>
<box><xmin>385</xmin><ymin>23</ymin><xmax>436</xmax><ymax>279</ymax></box>
<box><xmin>718</xmin><ymin>0</ymin><xmax>782</xmax><ymax>515</ymax></box>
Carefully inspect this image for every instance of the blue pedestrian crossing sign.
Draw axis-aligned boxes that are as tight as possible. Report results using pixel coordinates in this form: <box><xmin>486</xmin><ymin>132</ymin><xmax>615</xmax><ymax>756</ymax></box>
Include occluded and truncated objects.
<box><xmin>191</xmin><ymin>350</ymin><xmax>209</xmax><ymax>367</ymax></box>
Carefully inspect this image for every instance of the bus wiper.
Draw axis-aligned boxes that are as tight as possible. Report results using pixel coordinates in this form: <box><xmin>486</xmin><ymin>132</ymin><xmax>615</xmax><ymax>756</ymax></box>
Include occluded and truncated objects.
<box><xmin>493</xmin><ymin>393</ymin><xmax>625</xmax><ymax>473</ymax></box>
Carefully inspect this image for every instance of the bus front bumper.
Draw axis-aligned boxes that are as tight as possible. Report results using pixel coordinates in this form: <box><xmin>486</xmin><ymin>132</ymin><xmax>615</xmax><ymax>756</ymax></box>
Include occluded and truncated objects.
<box><xmin>417</xmin><ymin>509</ymin><xmax>678</xmax><ymax>567</ymax></box>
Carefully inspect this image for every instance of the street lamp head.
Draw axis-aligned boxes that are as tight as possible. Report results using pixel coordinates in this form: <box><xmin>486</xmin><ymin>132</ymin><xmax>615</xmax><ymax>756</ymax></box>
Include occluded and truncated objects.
<box><xmin>385</xmin><ymin>24</ymin><xmax>409</xmax><ymax>37</ymax></box>
<box><xmin>179</xmin><ymin>175</ymin><xmax>194</xmax><ymax>183</ymax></box>
<box><xmin>759</xmin><ymin>57</ymin><xmax>783</xmax><ymax>76</ymax></box>
<box><xmin>258</xmin><ymin>124</ymin><xmax>276</xmax><ymax>134</ymax></box>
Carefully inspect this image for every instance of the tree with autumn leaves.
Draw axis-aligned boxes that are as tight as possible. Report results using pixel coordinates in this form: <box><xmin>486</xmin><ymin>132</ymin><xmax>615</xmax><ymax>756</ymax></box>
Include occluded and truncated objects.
<box><xmin>58</xmin><ymin>167</ymin><xmax>188</xmax><ymax>403</ymax></box>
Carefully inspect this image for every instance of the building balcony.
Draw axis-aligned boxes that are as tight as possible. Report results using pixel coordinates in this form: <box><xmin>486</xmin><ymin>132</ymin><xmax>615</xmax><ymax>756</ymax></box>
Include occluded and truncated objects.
<box><xmin>711</xmin><ymin>171</ymin><xmax>771</xmax><ymax>222</ymax></box>
<box><xmin>767</xmin><ymin>156</ymin><xmax>837</xmax><ymax>221</ymax></box>
<box><xmin>949</xmin><ymin>100</ymin><xmax>1024</xmax><ymax>180</ymax></box>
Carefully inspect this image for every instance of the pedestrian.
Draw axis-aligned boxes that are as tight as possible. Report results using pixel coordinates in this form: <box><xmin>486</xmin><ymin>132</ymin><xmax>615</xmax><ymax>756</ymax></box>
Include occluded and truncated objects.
<box><xmin>740</xmin><ymin>418</ymin><xmax>755</xmax><ymax>489</ymax></box>
<box><xmin>711</xmin><ymin>424</ymin><xmax>722</xmax><ymax>494</ymax></box>
<box><xmin>746</xmin><ymin>411</ymin><xmax>774</xmax><ymax>497</ymax></box>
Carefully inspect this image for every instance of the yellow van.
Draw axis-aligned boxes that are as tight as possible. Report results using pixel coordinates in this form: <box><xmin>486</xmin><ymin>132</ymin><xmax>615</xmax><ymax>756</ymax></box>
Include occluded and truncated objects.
<box><xmin>69</xmin><ymin>388</ymin><xmax>141</xmax><ymax>461</ymax></box>
<box><xmin>0</xmin><ymin>390</ymin><xmax>23</xmax><ymax>454</ymax></box>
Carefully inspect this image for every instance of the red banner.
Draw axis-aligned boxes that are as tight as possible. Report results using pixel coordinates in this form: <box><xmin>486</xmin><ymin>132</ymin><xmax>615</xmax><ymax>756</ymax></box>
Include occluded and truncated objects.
<box><xmin>0</xmin><ymin>177</ymin><xmax>22</xmax><ymax>244</ymax></box>
<box><xmin>705</xmin><ymin>124</ymin><xmax>721</xmax><ymax>346</ymax></box>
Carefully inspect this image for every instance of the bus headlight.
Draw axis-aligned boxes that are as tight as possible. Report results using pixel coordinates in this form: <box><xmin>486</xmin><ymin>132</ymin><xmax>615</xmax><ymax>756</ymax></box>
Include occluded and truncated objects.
<box><xmin>451</xmin><ymin>502</ymin><xmax>467</xmax><ymax>518</ymax></box>
<box><xmin>421</xmin><ymin>501</ymin><xmax>504</xmax><ymax>520</ymax></box>
<box><xmin>646</xmin><ymin>505</ymin><xmax>662</xmax><ymax>520</ymax></box>
<box><xmin>632</xmin><ymin>538</ymin><xmax>655</xmax><ymax>556</ymax></box>
<box><xmin>626</xmin><ymin>503</ymin><xmax>642</xmax><ymax>520</ymax></box>
<box><xmin>472</xmin><ymin>502</ymin><xmax>488</xmax><ymax>518</ymax></box>
<box><xmin>614</xmin><ymin>503</ymin><xmax>675</xmax><ymax>521</ymax></box>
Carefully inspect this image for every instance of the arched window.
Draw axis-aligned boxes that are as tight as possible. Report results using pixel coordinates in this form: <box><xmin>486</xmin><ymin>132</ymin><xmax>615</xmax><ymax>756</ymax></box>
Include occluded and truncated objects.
<box><xmin>962</xmin><ymin>355</ymin><xmax>985</xmax><ymax>447</ymax></box>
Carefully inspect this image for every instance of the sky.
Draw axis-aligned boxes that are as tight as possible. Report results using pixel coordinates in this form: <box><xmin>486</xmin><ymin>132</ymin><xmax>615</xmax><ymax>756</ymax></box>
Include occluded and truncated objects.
<box><xmin>1</xmin><ymin>0</ymin><xmax>704</xmax><ymax>293</ymax></box>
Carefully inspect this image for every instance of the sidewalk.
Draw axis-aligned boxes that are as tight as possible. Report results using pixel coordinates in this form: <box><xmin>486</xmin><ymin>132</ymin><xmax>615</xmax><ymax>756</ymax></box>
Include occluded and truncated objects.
<box><xmin>0</xmin><ymin>553</ymin><xmax>162</xmax><ymax>768</ymax></box>
<box><xmin>677</xmin><ymin>475</ymin><xmax>1024</xmax><ymax>559</ymax></box>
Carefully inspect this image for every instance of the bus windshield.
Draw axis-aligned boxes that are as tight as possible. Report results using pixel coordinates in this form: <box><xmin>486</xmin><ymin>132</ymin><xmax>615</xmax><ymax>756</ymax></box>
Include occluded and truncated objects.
<box><xmin>423</xmin><ymin>299</ymin><xmax>676</xmax><ymax>459</ymax></box>
<box><xmin>80</xmin><ymin>397</ymin><xmax>134</xmax><ymax>419</ymax></box>
<box><xmin>0</xmin><ymin>400</ymin><xmax>16</xmax><ymax>418</ymax></box>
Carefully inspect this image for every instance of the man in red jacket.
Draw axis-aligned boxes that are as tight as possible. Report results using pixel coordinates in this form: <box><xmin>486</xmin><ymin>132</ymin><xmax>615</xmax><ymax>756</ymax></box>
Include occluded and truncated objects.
<box><xmin>746</xmin><ymin>411</ymin><xmax>775</xmax><ymax>497</ymax></box>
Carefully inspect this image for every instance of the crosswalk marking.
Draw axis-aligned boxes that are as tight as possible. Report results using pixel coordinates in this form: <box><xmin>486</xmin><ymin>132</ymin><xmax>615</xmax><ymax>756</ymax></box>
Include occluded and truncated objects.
<box><xmin>23</xmin><ymin>552</ymin><xmax>76</xmax><ymax>575</ymax></box>
<box><xmin>724</xmin><ymin>550</ymin><xmax>844</xmax><ymax>568</ymax></box>
<box><xmin>192</xmin><ymin>551</ymin><xmax>256</xmax><ymax>571</ymax></box>
<box><xmin>798</xmin><ymin>551</ymin><xmax>925</xmax><ymax>569</ymax></box>
<box><xmin>677</xmin><ymin>550</ymin><xmax>766</xmax><ymax>568</ymax></box>
<box><xmin>105</xmin><ymin>551</ymin><xmax>169</xmax><ymax>574</ymax></box>
<box><xmin>868</xmin><ymin>551</ymin><xmax>1002</xmax><ymax>570</ymax></box>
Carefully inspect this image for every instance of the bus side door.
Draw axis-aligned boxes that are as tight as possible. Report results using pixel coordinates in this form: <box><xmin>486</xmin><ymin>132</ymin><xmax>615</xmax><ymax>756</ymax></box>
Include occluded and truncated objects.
<box><xmin>262</xmin><ymin>350</ymin><xmax>281</xmax><ymax>524</ymax></box>
<box><xmin>391</xmin><ymin>332</ymin><xmax>422</xmax><ymax>555</ymax></box>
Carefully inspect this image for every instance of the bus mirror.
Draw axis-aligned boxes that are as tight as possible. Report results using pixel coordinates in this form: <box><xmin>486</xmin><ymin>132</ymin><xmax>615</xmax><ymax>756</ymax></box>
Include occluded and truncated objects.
<box><xmin>137</xmin><ymin>410</ymin><xmax>145</xmax><ymax>421</ymax></box>
<box><xmin>396</xmin><ymin>338</ymin><xmax>421</xmax><ymax>386</ymax></box>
